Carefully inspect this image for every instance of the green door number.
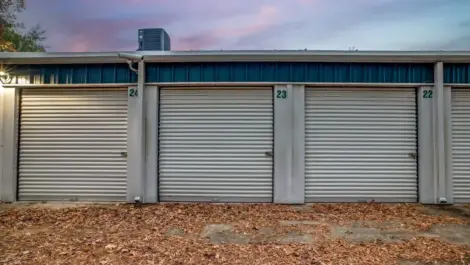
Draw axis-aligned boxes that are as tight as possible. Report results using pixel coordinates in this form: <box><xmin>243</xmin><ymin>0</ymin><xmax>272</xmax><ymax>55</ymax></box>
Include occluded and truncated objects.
<box><xmin>276</xmin><ymin>89</ymin><xmax>287</xmax><ymax>99</ymax></box>
<box><xmin>423</xmin><ymin>90</ymin><xmax>433</xmax><ymax>99</ymax></box>
<box><xmin>129</xmin><ymin>88</ymin><xmax>138</xmax><ymax>97</ymax></box>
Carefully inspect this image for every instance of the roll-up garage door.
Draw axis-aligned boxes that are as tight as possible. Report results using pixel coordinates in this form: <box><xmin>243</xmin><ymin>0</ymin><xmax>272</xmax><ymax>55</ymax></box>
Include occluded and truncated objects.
<box><xmin>159</xmin><ymin>87</ymin><xmax>274</xmax><ymax>202</ymax></box>
<box><xmin>452</xmin><ymin>88</ymin><xmax>470</xmax><ymax>203</ymax></box>
<box><xmin>18</xmin><ymin>88</ymin><xmax>128</xmax><ymax>201</ymax></box>
<box><xmin>305</xmin><ymin>87</ymin><xmax>417</xmax><ymax>202</ymax></box>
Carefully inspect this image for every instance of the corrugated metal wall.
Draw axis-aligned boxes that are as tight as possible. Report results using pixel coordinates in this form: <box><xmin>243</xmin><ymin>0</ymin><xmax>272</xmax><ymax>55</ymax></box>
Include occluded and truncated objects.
<box><xmin>445</xmin><ymin>64</ymin><xmax>470</xmax><ymax>84</ymax></box>
<box><xmin>158</xmin><ymin>87</ymin><xmax>274</xmax><ymax>202</ymax></box>
<box><xmin>18</xmin><ymin>88</ymin><xmax>128</xmax><ymax>201</ymax></box>
<box><xmin>451</xmin><ymin>88</ymin><xmax>470</xmax><ymax>203</ymax></box>
<box><xmin>304</xmin><ymin>87</ymin><xmax>418</xmax><ymax>202</ymax></box>
<box><xmin>10</xmin><ymin>63</ymin><xmax>434</xmax><ymax>84</ymax></box>
<box><xmin>147</xmin><ymin>63</ymin><xmax>433</xmax><ymax>83</ymax></box>
<box><xmin>11</xmin><ymin>62</ymin><xmax>470</xmax><ymax>84</ymax></box>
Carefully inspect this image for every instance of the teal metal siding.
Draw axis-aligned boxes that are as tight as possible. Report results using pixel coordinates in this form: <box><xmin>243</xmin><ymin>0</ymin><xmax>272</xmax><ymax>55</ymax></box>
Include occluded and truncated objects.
<box><xmin>147</xmin><ymin>63</ymin><xmax>433</xmax><ymax>83</ymax></box>
<box><xmin>9</xmin><ymin>62</ymin><xmax>433</xmax><ymax>84</ymax></box>
<box><xmin>444</xmin><ymin>64</ymin><xmax>470</xmax><ymax>84</ymax></box>
<box><xmin>10</xmin><ymin>64</ymin><xmax>137</xmax><ymax>84</ymax></box>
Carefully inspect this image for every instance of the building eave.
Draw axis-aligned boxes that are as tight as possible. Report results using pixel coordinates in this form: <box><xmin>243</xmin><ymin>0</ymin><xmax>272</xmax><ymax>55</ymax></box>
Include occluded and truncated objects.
<box><xmin>1</xmin><ymin>50</ymin><xmax>470</xmax><ymax>64</ymax></box>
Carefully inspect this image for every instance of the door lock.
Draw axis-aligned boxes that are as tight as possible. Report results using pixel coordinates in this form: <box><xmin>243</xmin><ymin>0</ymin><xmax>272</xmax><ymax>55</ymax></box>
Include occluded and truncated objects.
<box><xmin>408</xmin><ymin>152</ymin><xmax>417</xmax><ymax>159</ymax></box>
<box><xmin>120</xmin><ymin>152</ymin><xmax>128</xmax><ymax>158</ymax></box>
<box><xmin>264</xmin><ymin>151</ymin><xmax>273</xmax><ymax>157</ymax></box>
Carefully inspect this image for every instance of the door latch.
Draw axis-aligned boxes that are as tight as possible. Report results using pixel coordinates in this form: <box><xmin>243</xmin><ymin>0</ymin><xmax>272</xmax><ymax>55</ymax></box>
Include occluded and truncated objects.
<box><xmin>264</xmin><ymin>151</ymin><xmax>273</xmax><ymax>157</ymax></box>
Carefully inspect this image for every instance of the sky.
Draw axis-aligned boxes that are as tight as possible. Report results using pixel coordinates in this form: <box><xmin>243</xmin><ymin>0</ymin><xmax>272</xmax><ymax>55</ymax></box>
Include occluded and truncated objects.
<box><xmin>18</xmin><ymin>0</ymin><xmax>470</xmax><ymax>52</ymax></box>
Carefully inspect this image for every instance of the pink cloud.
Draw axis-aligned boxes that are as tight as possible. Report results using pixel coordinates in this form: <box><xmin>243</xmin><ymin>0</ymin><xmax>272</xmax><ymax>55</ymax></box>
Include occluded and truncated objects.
<box><xmin>173</xmin><ymin>34</ymin><xmax>221</xmax><ymax>50</ymax></box>
<box><xmin>69</xmin><ymin>40</ymin><xmax>91</xmax><ymax>52</ymax></box>
<box><xmin>213</xmin><ymin>5</ymin><xmax>279</xmax><ymax>38</ymax></box>
<box><xmin>171</xmin><ymin>5</ymin><xmax>281</xmax><ymax>50</ymax></box>
<box><xmin>47</xmin><ymin>15</ymin><xmax>177</xmax><ymax>52</ymax></box>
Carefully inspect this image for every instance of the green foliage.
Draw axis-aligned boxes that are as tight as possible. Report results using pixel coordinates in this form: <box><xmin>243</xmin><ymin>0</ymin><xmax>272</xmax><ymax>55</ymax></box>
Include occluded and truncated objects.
<box><xmin>0</xmin><ymin>0</ymin><xmax>24</xmax><ymax>26</ymax></box>
<box><xmin>0</xmin><ymin>0</ymin><xmax>46</xmax><ymax>52</ymax></box>
<box><xmin>1</xmin><ymin>25</ymin><xmax>45</xmax><ymax>51</ymax></box>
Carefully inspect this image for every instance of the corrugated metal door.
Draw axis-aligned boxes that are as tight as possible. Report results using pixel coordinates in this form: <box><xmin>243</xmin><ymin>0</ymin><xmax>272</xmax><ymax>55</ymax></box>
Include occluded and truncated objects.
<box><xmin>159</xmin><ymin>87</ymin><xmax>273</xmax><ymax>202</ymax></box>
<box><xmin>452</xmin><ymin>88</ymin><xmax>470</xmax><ymax>203</ymax></box>
<box><xmin>18</xmin><ymin>88</ymin><xmax>128</xmax><ymax>201</ymax></box>
<box><xmin>305</xmin><ymin>87</ymin><xmax>417</xmax><ymax>202</ymax></box>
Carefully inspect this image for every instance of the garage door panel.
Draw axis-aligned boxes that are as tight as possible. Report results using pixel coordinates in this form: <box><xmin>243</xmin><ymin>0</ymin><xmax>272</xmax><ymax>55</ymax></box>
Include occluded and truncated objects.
<box><xmin>159</xmin><ymin>87</ymin><xmax>273</xmax><ymax>203</ymax></box>
<box><xmin>452</xmin><ymin>88</ymin><xmax>470</xmax><ymax>203</ymax></box>
<box><xmin>18</xmin><ymin>88</ymin><xmax>127</xmax><ymax>201</ymax></box>
<box><xmin>305</xmin><ymin>87</ymin><xmax>418</xmax><ymax>202</ymax></box>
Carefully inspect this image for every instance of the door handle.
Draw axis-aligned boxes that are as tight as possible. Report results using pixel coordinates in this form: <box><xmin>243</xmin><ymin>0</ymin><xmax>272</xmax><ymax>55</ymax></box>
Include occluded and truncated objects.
<box><xmin>408</xmin><ymin>152</ymin><xmax>417</xmax><ymax>159</ymax></box>
<box><xmin>120</xmin><ymin>152</ymin><xmax>128</xmax><ymax>158</ymax></box>
<box><xmin>265</xmin><ymin>151</ymin><xmax>273</xmax><ymax>157</ymax></box>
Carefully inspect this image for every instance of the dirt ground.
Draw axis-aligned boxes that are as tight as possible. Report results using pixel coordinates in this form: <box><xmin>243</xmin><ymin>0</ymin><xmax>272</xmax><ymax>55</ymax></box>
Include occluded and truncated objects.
<box><xmin>1</xmin><ymin>203</ymin><xmax>470</xmax><ymax>265</ymax></box>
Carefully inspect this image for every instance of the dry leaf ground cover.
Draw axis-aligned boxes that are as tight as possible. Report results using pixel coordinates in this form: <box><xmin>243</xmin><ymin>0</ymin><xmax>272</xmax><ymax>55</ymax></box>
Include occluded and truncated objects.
<box><xmin>0</xmin><ymin>203</ymin><xmax>469</xmax><ymax>265</ymax></box>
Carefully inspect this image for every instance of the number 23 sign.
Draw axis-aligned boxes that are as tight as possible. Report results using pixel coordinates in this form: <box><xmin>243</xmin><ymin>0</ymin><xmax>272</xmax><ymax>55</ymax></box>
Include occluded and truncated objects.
<box><xmin>276</xmin><ymin>89</ymin><xmax>287</xmax><ymax>99</ymax></box>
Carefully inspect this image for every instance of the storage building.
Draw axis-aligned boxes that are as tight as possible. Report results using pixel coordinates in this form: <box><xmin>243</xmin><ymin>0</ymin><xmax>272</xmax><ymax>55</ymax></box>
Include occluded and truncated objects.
<box><xmin>0</xmin><ymin>50</ymin><xmax>469</xmax><ymax>204</ymax></box>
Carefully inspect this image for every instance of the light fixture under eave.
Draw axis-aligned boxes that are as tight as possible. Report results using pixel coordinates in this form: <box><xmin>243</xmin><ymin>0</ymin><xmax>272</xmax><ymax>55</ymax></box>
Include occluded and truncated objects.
<box><xmin>117</xmin><ymin>52</ymin><xmax>143</xmax><ymax>74</ymax></box>
<box><xmin>0</xmin><ymin>71</ymin><xmax>12</xmax><ymax>84</ymax></box>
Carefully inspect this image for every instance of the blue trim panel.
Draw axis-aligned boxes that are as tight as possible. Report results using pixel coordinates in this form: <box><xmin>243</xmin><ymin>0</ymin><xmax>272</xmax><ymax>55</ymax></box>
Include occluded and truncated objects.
<box><xmin>10</xmin><ymin>64</ymin><xmax>137</xmax><ymax>84</ymax></box>
<box><xmin>9</xmin><ymin>62</ymin><xmax>433</xmax><ymax>84</ymax></box>
<box><xmin>444</xmin><ymin>64</ymin><xmax>470</xmax><ymax>84</ymax></box>
<box><xmin>147</xmin><ymin>63</ymin><xmax>433</xmax><ymax>83</ymax></box>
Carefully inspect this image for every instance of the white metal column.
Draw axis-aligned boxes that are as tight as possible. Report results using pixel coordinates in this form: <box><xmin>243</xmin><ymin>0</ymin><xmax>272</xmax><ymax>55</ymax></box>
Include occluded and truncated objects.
<box><xmin>0</xmin><ymin>87</ymin><xmax>4</xmax><ymax>199</ymax></box>
<box><xmin>0</xmin><ymin>87</ymin><xmax>18</xmax><ymax>202</ymax></box>
<box><xmin>305</xmin><ymin>87</ymin><xmax>418</xmax><ymax>202</ymax></box>
<box><xmin>451</xmin><ymin>88</ymin><xmax>470</xmax><ymax>203</ymax></box>
<box><xmin>158</xmin><ymin>87</ymin><xmax>274</xmax><ymax>202</ymax></box>
<box><xmin>18</xmin><ymin>88</ymin><xmax>128</xmax><ymax>201</ymax></box>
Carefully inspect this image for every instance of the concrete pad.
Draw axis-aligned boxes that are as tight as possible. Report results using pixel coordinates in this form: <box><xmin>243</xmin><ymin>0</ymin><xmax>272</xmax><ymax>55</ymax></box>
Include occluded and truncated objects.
<box><xmin>278</xmin><ymin>231</ymin><xmax>314</xmax><ymax>244</ymax></box>
<box><xmin>418</xmin><ymin>205</ymin><xmax>470</xmax><ymax>219</ymax></box>
<box><xmin>258</xmin><ymin>227</ymin><xmax>275</xmax><ymax>236</ymax></box>
<box><xmin>200</xmin><ymin>224</ymin><xmax>233</xmax><ymax>238</ymax></box>
<box><xmin>351</xmin><ymin>220</ymin><xmax>405</xmax><ymax>230</ymax></box>
<box><xmin>200</xmin><ymin>224</ymin><xmax>316</xmax><ymax>245</ymax></box>
<box><xmin>331</xmin><ymin>226</ymin><xmax>416</xmax><ymax>243</ymax></box>
<box><xmin>210</xmin><ymin>231</ymin><xmax>251</xmax><ymax>245</ymax></box>
<box><xmin>200</xmin><ymin>224</ymin><xmax>250</xmax><ymax>244</ymax></box>
<box><xmin>279</xmin><ymin>220</ymin><xmax>322</xmax><ymax>226</ymax></box>
<box><xmin>429</xmin><ymin>224</ymin><xmax>470</xmax><ymax>245</ymax></box>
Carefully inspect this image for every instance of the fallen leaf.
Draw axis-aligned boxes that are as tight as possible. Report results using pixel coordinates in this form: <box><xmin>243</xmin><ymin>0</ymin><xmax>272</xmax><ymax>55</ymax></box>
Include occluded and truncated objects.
<box><xmin>105</xmin><ymin>244</ymin><xmax>116</xmax><ymax>250</ymax></box>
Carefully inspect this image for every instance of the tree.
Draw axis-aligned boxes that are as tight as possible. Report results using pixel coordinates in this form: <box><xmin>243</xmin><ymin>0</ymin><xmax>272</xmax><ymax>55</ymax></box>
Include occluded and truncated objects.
<box><xmin>0</xmin><ymin>0</ymin><xmax>25</xmax><ymax>25</ymax></box>
<box><xmin>0</xmin><ymin>0</ymin><xmax>46</xmax><ymax>52</ymax></box>
<box><xmin>2</xmin><ymin>24</ymin><xmax>45</xmax><ymax>51</ymax></box>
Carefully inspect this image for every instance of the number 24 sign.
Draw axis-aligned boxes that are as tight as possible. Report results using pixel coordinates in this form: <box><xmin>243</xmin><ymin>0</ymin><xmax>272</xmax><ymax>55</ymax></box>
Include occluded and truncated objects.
<box><xmin>128</xmin><ymin>88</ymin><xmax>138</xmax><ymax>97</ymax></box>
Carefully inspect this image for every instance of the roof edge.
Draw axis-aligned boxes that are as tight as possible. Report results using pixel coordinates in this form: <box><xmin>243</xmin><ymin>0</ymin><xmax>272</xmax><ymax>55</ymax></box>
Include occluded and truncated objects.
<box><xmin>1</xmin><ymin>50</ymin><xmax>470</xmax><ymax>64</ymax></box>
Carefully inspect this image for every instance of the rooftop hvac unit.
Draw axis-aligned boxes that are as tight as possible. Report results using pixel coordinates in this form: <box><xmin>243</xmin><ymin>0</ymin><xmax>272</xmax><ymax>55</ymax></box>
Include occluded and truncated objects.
<box><xmin>137</xmin><ymin>28</ymin><xmax>171</xmax><ymax>51</ymax></box>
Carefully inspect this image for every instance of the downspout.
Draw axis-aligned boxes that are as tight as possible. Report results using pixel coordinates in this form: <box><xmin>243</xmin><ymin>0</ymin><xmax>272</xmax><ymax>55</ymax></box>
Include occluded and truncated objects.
<box><xmin>136</xmin><ymin>60</ymin><xmax>146</xmax><ymax>203</ymax></box>
<box><xmin>118</xmin><ymin>53</ymin><xmax>146</xmax><ymax>203</ymax></box>
<box><xmin>435</xmin><ymin>61</ymin><xmax>447</xmax><ymax>203</ymax></box>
